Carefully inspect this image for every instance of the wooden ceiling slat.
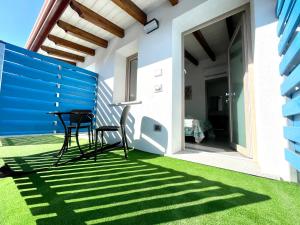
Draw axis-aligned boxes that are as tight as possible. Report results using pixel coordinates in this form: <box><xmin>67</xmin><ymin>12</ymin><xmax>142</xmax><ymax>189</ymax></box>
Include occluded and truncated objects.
<box><xmin>70</xmin><ymin>0</ymin><xmax>125</xmax><ymax>38</ymax></box>
<box><xmin>51</xmin><ymin>56</ymin><xmax>77</xmax><ymax>65</ymax></box>
<box><xmin>41</xmin><ymin>45</ymin><xmax>85</xmax><ymax>62</ymax></box>
<box><xmin>184</xmin><ymin>50</ymin><xmax>199</xmax><ymax>66</ymax></box>
<box><xmin>169</xmin><ymin>0</ymin><xmax>179</xmax><ymax>6</ymax></box>
<box><xmin>193</xmin><ymin>30</ymin><xmax>216</xmax><ymax>61</ymax></box>
<box><xmin>48</xmin><ymin>34</ymin><xmax>95</xmax><ymax>56</ymax></box>
<box><xmin>112</xmin><ymin>0</ymin><xmax>147</xmax><ymax>25</ymax></box>
<box><xmin>57</xmin><ymin>20</ymin><xmax>108</xmax><ymax>48</ymax></box>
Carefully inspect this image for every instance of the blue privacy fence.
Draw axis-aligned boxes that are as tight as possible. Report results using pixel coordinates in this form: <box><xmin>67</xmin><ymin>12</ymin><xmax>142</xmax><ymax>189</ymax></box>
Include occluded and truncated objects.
<box><xmin>276</xmin><ymin>0</ymin><xmax>300</xmax><ymax>171</ymax></box>
<box><xmin>0</xmin><ymin>41</ymin><xmax>97</xmax><ymax>136</ymax></box>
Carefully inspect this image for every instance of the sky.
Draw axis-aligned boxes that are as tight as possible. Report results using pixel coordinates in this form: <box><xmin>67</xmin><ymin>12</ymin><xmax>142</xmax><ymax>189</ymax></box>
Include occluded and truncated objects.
<box><xmin>0</xmin><ymin>0</ymin><xmax>44</xmax><ymax>47</ymax></box>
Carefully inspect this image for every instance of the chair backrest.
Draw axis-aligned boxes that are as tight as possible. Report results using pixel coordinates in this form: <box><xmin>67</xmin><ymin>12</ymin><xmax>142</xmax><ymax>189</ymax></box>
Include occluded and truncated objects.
<box><xmin>120</xmin><ymin>106</ymin><xmax>131</xmax><ymax>127</ymax></box>
<box><xmin>70</xmin><ymin>109</ymin><xmax>93</xmax><ymax>124</ymax></box>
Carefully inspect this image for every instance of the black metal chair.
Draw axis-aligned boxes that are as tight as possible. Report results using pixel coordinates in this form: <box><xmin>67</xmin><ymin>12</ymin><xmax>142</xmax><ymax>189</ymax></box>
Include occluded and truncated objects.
<box><xmin>94</xmin><ymin>105</ymin><xmax>131</xmax><ymax>160</ymax></box>
<box><xmin>67</xmin><ymin>109</ymin><xmax>94</xmax><ymax>149</ymax></box>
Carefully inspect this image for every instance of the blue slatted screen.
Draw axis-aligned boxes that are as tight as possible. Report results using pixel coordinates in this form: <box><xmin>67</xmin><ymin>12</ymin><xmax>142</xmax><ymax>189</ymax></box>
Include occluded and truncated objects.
<box><xmin>276</xmin><ymin>0</ymin><xmax>300</xmax><ymax>171</ymax></box>
<box><xmin>0</xmin><ymin>41</ymin><xmax>97</xmax><ymax>136</ymax></box>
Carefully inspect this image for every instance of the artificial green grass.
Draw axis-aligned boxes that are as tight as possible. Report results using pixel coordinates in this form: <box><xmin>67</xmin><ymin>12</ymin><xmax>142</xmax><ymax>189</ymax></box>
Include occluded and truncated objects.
<box><xmin>0</xmin><ymin>135</ymin><xmax>300</xmax><ymax>225</ymax></box>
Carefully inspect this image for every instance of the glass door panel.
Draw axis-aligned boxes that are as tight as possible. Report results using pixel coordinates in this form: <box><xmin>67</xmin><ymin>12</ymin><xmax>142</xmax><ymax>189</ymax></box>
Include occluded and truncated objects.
<box><xmin>228</xmin><ymin>19</ymin><xmax>247</xmax><ymax>149</ymax></box>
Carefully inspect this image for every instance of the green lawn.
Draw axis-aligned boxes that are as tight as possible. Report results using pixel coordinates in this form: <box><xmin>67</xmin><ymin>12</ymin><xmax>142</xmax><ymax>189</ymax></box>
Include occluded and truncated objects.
<box><xmin>0</xmin><ymin>135</ymin><xmax>300</xmax><ymax>225</ymax></box>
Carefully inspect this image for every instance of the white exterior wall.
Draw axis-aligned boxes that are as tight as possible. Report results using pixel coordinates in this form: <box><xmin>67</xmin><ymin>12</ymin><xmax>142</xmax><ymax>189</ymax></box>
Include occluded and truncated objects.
<box><xmin>251</xmin><ymin>0</ymin><xmax>295</xmax><ymax>181</ymax></box>
<box><xmin>79</xmin><ymin>0</ymin><xmax>204</xmax><ymax>155</ymax></box>
<box><xmin>78</xmin><ymin>0</ymin><xmax>294</xmax><ymax>181</ymax></box>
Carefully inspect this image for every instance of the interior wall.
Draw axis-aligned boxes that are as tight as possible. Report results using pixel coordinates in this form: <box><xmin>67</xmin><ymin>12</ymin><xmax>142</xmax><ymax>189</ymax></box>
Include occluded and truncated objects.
<box><xmin>206</xmin><ymin>77</ymin><xmax>229</xmax><ymax>117</ymax></box>
<box><xmin>184</xmin><ymin>53</ymin><xmax>227</xmax><ymax>121</ymax></box>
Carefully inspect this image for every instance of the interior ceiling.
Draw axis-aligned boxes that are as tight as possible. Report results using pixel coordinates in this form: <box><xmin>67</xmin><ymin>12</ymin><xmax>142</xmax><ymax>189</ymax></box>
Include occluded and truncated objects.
<box><xmin>38</xmin><ymin>0</ymin><xmax>170</xmax><ymax>63</ymax></box>
<box><xmin>184</xmin><ymin>19</ymin><xmax>230</xmax><ymax>63</ymax></box>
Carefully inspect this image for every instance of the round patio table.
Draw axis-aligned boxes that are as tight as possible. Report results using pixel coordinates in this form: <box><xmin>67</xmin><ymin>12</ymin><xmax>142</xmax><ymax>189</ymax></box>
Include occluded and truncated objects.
<box><xmin>48</xmin><ymin>111</ymin><xmax>94</xmax><ymax>166</ymax></box>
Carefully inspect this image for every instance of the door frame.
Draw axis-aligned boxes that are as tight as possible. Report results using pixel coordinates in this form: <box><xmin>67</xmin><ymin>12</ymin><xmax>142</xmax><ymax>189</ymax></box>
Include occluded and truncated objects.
<box><xmin>179</xmin><ymin>3</ymin><xmax>255</xmax><ymax>158</ymax></box>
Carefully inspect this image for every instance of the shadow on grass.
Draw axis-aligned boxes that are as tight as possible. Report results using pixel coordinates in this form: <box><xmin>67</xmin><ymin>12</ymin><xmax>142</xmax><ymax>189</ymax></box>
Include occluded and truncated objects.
<box><xmin>0</xmin><ymin>135</ymin><xmax>65</xmax><ymax>146</ymax></box>
<box><xmin>3</xmin><ymin>145</ymin><xmax>270</xmax><ymax>225</ymax></box>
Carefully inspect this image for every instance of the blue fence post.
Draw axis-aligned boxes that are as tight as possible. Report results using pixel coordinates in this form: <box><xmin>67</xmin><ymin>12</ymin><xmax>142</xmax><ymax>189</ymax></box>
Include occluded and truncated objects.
<box><xmin>277</xmin><ymin>0</ymin><xmax>300</xmax><ymax>173</ymax></box>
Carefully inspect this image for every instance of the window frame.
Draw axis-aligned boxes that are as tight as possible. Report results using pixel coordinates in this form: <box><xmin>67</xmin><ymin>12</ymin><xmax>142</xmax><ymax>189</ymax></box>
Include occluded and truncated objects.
<box><xmin>126</xmin><ymin>53</ymin><xmax>138</xmax><ymax>101</ymax></box>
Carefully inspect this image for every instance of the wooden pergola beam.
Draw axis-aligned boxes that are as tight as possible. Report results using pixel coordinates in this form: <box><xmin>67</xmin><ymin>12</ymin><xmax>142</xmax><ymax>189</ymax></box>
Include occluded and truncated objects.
<box><xmin>193</xmin><ymin>30</ymin><xmax>216</xmax><ymax>61</ymax></box>
<box><xmin>41</xmin><ymin>45</ymin><xmax>85</xmax><ymax>62</ymax></box>
<box><xmin>57</xmin><ymin>20</ymin><xmax>108</xmax><ymax>48</ymax></box>
<box><xmin>112</xmin><ymin>0</ymin><xmax>147</xmax><ymax>25</ymax></box>
<box><xmin>48</xmin><ymin>34</ymin><xmax>95</xmax><ymax>56</ymax></box>
<box><xmin>169</xmin><ymin>0</ymin><xmax>179</xmax><ymax>6</ymax></box>
<box><xmin>51</xmin><ymin>57</ymin><xmax>77</xmax><ymax>65</ymax></box>
<box><xmin>184</xmin><ymin>50</ymin><xmax>199</xmax><ymax>66</ymax></box>
<box><xmin>26</xmin><ymin>0</ymin><xmax>71</xmax><ymax>52</ymax></box>
<box><xmin>70</xmin><ymin>0</ymin><xmax>125</xmax><ymax>38</ymax></box>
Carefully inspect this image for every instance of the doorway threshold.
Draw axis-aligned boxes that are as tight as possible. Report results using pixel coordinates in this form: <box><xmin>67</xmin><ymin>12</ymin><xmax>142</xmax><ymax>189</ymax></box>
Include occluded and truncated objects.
<box><xmin>170</xmin><ymin>147</ymin><xmax>278</xmax><ymax>179</ymax></box>
<box><xmin>185</xmin><ymin>142</ymin><xmax>242</xmax><ymax>157</ymax></box>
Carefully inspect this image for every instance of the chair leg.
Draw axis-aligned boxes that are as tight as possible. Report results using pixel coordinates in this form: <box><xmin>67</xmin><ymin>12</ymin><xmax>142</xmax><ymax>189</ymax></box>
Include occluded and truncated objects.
<box><xmin>121</xmin><ymin>128</ymin><xmax>128</xmax><ymax>159</ymax></box>
<box><xmin>68</xmin><ymin>128</ymin><xmax>72</xmax><ymax>147</ymax></box>
<box><xmin>101</xmin><ymin>131</ymin><xmax>104</xmax><ymax>150</ymax></box>
<box><xmin>94</xmin><ymin>130</ymin><xmax>98</xmax><ymax>161</ymax></box>
<box><xmin>88</xmin><ymin>127</ymin><xmax>91</xmax><ymax>149</ymax></box>
<box><xmin>124</xmin><ymin>129</ymin><xmax>129</xmax><ymax>150</ymax></box>
<box><xmin>91</xmin><ymin>124</ymin><xmax>94</xmax><ymax>144</ymax></box>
